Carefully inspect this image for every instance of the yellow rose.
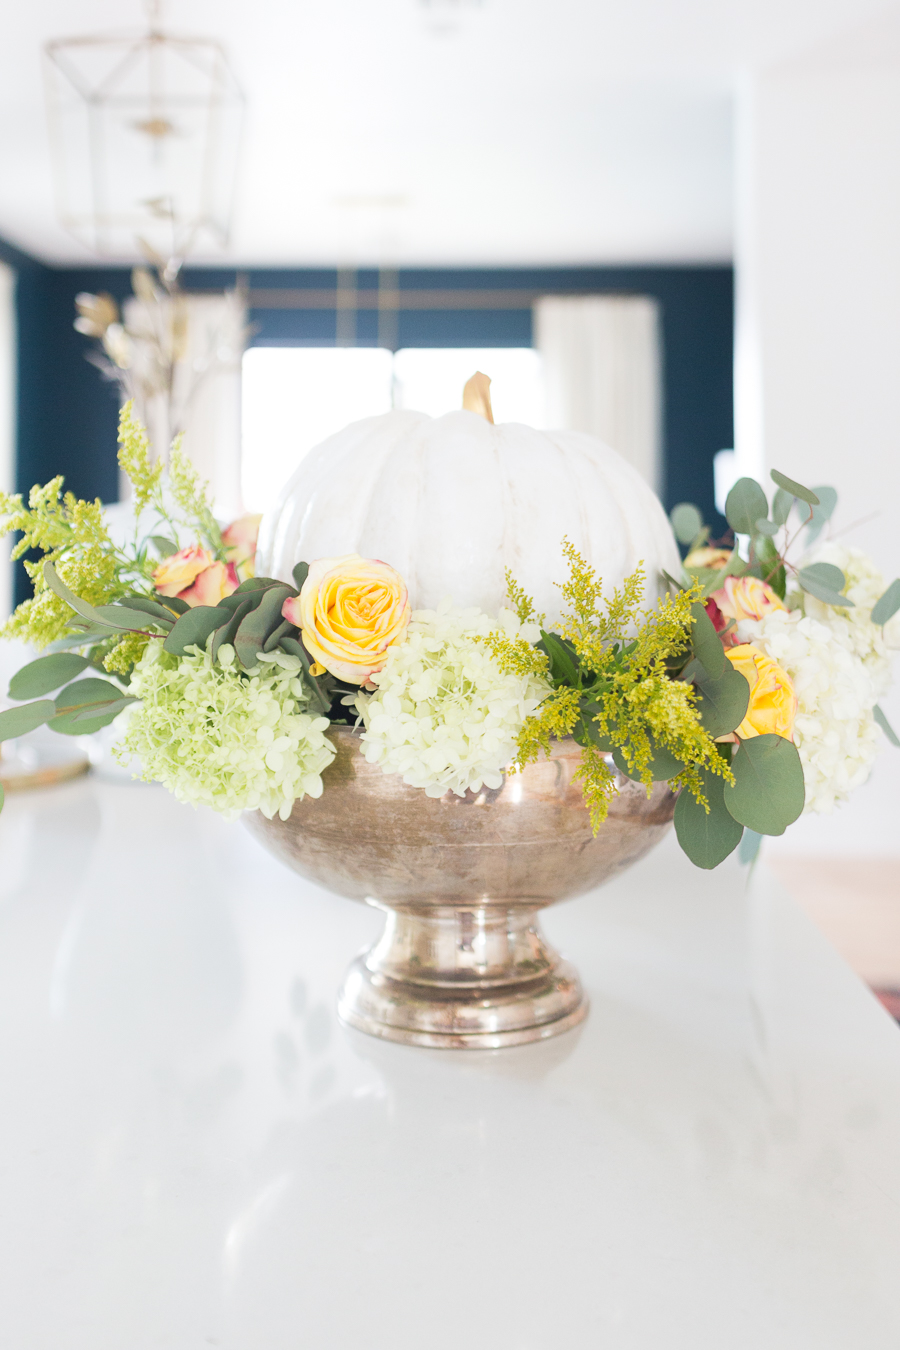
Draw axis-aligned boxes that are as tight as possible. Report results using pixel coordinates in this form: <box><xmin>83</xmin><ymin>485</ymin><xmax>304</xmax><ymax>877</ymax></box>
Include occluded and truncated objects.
<box><xmin>282</xmin><ymin>553</ymin><xmax>411</xmax><ymax>685</ymax></box>
<box><xmin>712</xmin><ymin>575</ymin><xmax>786</xmax><ymax>624</ymax></box>
<box><xmin>726</xmin><ymin>643</ymin><xmax>797</xmax><ymax>741</ymax></box>
<box><xmin>684</xmin><ymin>546</ymin><xmax>733</xmax><ymax>570</ymax></box>
<box><xmin>153</xmin><ymin>544</ymin><xmax>214</xmax><ymax>597</ymax></box>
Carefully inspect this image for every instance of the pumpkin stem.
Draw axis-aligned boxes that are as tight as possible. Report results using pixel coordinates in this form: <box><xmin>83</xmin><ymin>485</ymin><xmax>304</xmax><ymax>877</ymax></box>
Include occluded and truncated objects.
<box><xmin>462</xmin><ymin>371</ymin><xmax>494</xmax><ymax>423</ymax></box>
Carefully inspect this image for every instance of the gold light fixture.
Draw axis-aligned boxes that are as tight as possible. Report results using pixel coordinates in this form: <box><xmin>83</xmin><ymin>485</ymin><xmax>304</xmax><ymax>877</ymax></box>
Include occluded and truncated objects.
<box><xmin>43</xmin><ymin>1</ymin><xmax>244</xmax><ymax>258</ymax></box>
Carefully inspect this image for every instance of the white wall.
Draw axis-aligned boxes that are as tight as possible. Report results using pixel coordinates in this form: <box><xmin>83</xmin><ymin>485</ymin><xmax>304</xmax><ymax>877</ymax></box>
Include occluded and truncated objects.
<box><xmin>735</xmin><ymin>12</ymin><xmax>900</xmax><ymax>855</ymax></box>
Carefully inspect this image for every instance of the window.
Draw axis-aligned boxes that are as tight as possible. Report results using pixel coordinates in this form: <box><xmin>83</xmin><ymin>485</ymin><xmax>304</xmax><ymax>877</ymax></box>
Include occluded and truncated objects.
<box><xmin>241</xmin><ymin>346</ymin><xmax>542</xmax><ymax>514</ymax></box>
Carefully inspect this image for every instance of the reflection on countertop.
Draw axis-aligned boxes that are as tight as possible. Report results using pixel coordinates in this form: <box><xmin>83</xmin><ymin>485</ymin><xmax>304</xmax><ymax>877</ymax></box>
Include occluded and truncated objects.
<box><xmin>0</xmin><ymin>775</ymin><xmax>899</xmax><ymax>1349</ymax></box>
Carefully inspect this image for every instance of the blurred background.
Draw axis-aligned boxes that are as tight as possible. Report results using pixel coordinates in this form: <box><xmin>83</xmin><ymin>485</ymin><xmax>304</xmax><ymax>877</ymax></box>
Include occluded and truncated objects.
<box><xmin>0</xmin><ymin>0</ymin><xmax>897</xmax><ymax>995</ymax></box>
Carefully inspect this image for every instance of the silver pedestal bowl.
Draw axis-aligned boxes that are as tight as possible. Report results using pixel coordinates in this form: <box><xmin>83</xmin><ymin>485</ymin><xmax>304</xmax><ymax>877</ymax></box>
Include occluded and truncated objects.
<box><xmin>246</xmin><ymin>727</ymin><xmax>676</xmax><ymax>1049</ymax></box>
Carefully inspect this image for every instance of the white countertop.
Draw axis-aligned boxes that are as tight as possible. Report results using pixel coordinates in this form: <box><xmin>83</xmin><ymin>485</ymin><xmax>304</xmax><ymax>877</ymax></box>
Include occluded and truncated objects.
<box><xmin>0</xmin><ymin>773</ymin><xmax>898</xmax><ymax>1349</ymax></box>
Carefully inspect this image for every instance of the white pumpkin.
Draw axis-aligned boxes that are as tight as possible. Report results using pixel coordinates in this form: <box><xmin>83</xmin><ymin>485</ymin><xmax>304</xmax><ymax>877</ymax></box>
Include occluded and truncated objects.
<box><xmin>257</xmin><ymin>409</ymin><xmax>681</xmax><ymax>626</ymax></box>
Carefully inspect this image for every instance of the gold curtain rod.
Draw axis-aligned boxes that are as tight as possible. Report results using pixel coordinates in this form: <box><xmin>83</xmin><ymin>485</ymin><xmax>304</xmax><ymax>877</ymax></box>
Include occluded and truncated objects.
<box><xmin>245</xmin><ymin>287</ymin><xmax>639</xmax><ymax>311</ymax></box>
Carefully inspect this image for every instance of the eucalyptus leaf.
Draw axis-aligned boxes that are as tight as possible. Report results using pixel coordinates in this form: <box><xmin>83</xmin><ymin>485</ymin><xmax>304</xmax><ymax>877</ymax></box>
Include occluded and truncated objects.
<box><xmin>752</xmin><ymin>533</ymin><xmax>787</xmax><ymax>600</ymax></box>
<box><xmin>47</xmin><ymin>626</ymin><xmax>112</xmax><ymax>652</ymax></box>
<box><xmin>0</xmin><ymin>700</ymin><xmax>56</xmax><ymax>740</ymax></box>
<box><xmin>91</xmin><ymin>603</ymin><xmax>169</xmax><ymax>631</ymax></box>
<box><xmin>873</xmin><ymin>703</ymin><xmax>900</xmax><ymax>747</ymax></box>
<box><xmin>279</xmin><ymin>637</ymin><xmax>332</xmax><ymax>713</ymax></box>
<box><xmin>263</xmin><ymin>620</ymin><xmax>294</xmax><ymax>653</ymax></box>
<box><xmin>723</xmin><ymin>734</ymin><xmax>805</xmax><ymax>835</ymax></box>
<box><xmin>292</xmin><ymin>561</ymin><xmax>309</xmax><ymax>591</ymax></box>
<box><xmin>674</xmin><ymin>768</ymin><xmax>743</xmax><ymax>869</ymax></box>
<box><xmin>725</xmin><ymin>478</ymin><xmax>769</xmax><ymax>536</ymax></box>
<box><xmin>755</xmin><ymin>517</ymin><xmax>779</xmax><ymax>537</ymax></box>
<box><xmin>693</xmin><ymin>662</ymin><xmax>751</xmax><ymax>739</ymax></box>
<box><xmin>805</xmin><ymin>485</ymin><xmax>838</xmax><ymax>545</ymax></box>
<box><xmin>235</xmin><ymin>577</ymin><xmax>282</xmax><ymax>594</ymax></box>
<box><xmin>699</xmin><ymin>551</ymin><xmax>747</xmax><ymax>599</ymax></box>
<box><xmin>211</xmin><ymin>597</ymin><xmax>254</xmax><ymax>662</ymax></box>
<box><xmin>871</xmin><ymin>579</ymin><xmax>900</xmax><ymax>627</ymax></box>
<box><xmin>113</xmin><ymin>595</ymin><xmax>179</xmax><ymax>625</ymax></box>
<box><xmin>613</xmin><ymin>739</ymin><xmax>684</xmax><ymax>782</ymax></box>
<box><xmin>163</xmin><ymin>605</ymin><xmax>231</xmax><ymax>657</ymax></box>
<box><xmin>771</xmin><ymin>487</ymin><xmax>793</xmax><ymax>527</ymax></box>
<box><xmin>54</xmin><ymin>678</ymin><xmax>128</xmax><ymax>713</ymax></box>
<box><xmin>670</xmin><ymin>503</ymin><xmax>704</xmax><ymax>546</ymax></box>
<box><xmin>43</xmin><ymin>563</ymin><xmax>153</xmax><ymax>632</ymax></box>
<box><xmin>150</xmin><ymin>536</ymin><xmax>178</xmax><ymax>557</ymax></box>
<box><xmin>50</xmin><ymin>706</ymin><xmax>125</xmax><ymax>735</ymax></box>
<box><xmin>738</xmin><ymin>829</ymin><xmax>763</xmax><ymax>866</ymax></box>
<box><xmin>235</xmin><ymin>585</ymin><xmax>294</xmax><ymax>669</ymax></box>
<box><xmin>770</xmin><ymin>470</ymin><xmax>820</xmax><ymax>507</ymax></box>
<box><xmin>540</xmin><ymin>631</ymin><xmax>580</xmax><ymax>686</ymax></box>
<box><xmin>70</xmin><ymin>695</ymin><xmax>137</xmax><ymax>723</ymax></box>
<box><xmin>797</xmin><ymin>562</ymin><xmax>854</xmax><ymax>608</ymax></box>
<box><xmin>690</xmin><ymin>602</ymin><xmax>725</xmax><ymax>679</ymax></box>
<box><xmin>572</xmin><ymin>707</ymin><xmax>615</xmax><ymax>752</ymax></box>
<box><xmin>160</xmin><ymin>595</ymin><xmax>189</xmax><ymax>614</ymax></box>
<box><xmin>9</xmin><ymin>653</ymin><xmax>91</xmax><ymax>700</ymax></box>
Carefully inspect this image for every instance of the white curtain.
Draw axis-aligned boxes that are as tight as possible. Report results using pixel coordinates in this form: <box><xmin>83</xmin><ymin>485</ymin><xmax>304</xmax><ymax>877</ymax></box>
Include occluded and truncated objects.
<box><xmin>0</xmin><ymin>263</ymin><xmax>15</xmax><ymax>619</ymax></box>
<box><xmin>124</xmin><ymin>291</ymin><xmax>246</xmax><ymax>521</ymax></box>
<box><xmin>533</xmin><ymin>295</ymin><xmax>662</xmax><ymax>490</ymax></box>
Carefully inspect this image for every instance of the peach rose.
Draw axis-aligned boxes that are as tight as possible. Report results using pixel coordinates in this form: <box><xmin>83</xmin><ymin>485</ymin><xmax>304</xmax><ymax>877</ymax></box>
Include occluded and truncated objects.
<box><xmin>222</xmin><ymin>513</ymin><xmax>263</xmax><ymax>581</ymax></box>
<box><xmin>712</xmin><ymin>575</ymin><xmax>786</xmax><ymax>624</ymax></box>
<box><xmin>153</xmin><ymin>544</ymin><xmax>214</xmax><ymax>597</ymax></box>
<box><xmin>282</xmin><ymin>553</ymin><xmax>411</xmax><ymax>684</ymax></box>
<box><xmin>684</xmin><ymin>546</ymin><xmax>733</xmax><ymax>570</ymax></box>
<box><xmin>726</xmin><ymin>644</ymin><xmax>797</xmax><ymax>741</ymax></box>
<box><xmin>177</xmin><ymin>560</ymin><xmax>239</xmax><ymax>608</ymax></box>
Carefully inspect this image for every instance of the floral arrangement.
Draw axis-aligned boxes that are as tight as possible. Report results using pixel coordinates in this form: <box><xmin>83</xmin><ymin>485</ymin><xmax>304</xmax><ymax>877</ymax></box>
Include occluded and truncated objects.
<box><xmin>0</xmin><ymin>410</ymin><xmax>896</xmax><ymax>871</ymax></box>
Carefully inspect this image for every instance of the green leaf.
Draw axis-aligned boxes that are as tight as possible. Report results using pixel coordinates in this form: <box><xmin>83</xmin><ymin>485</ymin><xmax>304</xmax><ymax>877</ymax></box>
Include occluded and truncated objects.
<box><xmin>234</xmin><ymin>577</ymin><xmax>280</xmax><ymax>594</ymax></box>
<box><xmin>0</xmin><ymin>700</ymin><xmax>56</xmax><ymax>740</ymax></box>
<box><xmin>770</xmin><ymin>469</ymin><xmax>820</xmax><ymax>507</ymax></box>
<box><xmin>690</xmin><ymin>602</ymin><xmax>725</xmax><ymax>679</ymax></box>
<box><xmin>723</xmin><ymin>734</ymin><xmax>805</xmax><ymax>835</ymax></box>
<box><xmin>752</xmin><ymin>533</ymin><xmax>786</xmax><ymax>599</ymax></box>
<box><xmin>70</xmin><ymin>695</ymin><xmax>137</xmax><ymax>723</ymax></box>
<box><xmin>263</xmin><ymin>619</ymin><xmax>294</xmax><ymax>653</ymax></box>
<box><xmin>805</xmin><ymin>485</ymin><xmax>838</xmax><ymax>545</ymax></box>
<box><xmin>211</xmin><ymin>597</ymin><xmax>254</xmax><ymax>662</ymax></box>
<box><xmin>279</xmin><ymin>636</ymin><xmax>332</xmax><ymax>713</ymax></box>
<box><xmin>160</xmin><ymin>595</ymin><xmax>189</xmax><ymax>614</ymax></box>
<box><xmin>797</xmin><ymin>562</ymin><xmax>854</xmax><ymax>609</ymax></box>
<box><xmin>43</xmin><ymin>563</ymin><xmax>154</xmax><ymax>633</ymax></box>
<box><xmin>674</xmin><ymin>768</ymin><xmax>743</xmax><ymax>869</ymax></box>
<box><xmin>693</xmin><ymin>662</ymin><xmax>751</xmax><ymax>739</ymax></box>
<box><xmin>9</xmin><ymin>653</ymin><xmax>92</xmax><ymax>700</ymax></box>
<box><xmin>235</xmin><ymin>585</ymin><xmax>295</xmax><ymax>668</ymax></box>
<box><xmin>871</xmin><ymin>579</ymin><xmax>900</xmax><ymax>626</ymax></box>
<box><xmin>150</xmin><ymin>536</ymin><xmax>178</xmax><ymax>557</ymax></box>
<box><xmin>572</xmin><ymin>706</ymin><xmax>615</xmax><ymax>752</ymax></box>
<box><xmin>292</xmin><ymin>561</ymin><xmax>309</xmax><ymax>591</ymax></box>
<box><xmin>771</xmin><ymin>487</ymin><xmax>794</xmax><ymax>527</ymax></box>
<box><xmin>725</xmin><ymin>478</ymin><xmax>769</xmax><ymax>536</ymax></box>
<box><xmin>112</xmin><ymin>595</ymin><xmax>178</xmax><ymax>625</ymax></box>
<box><xmin>53</xmin><ymin>678</ymin><xmax>128</xmax><ymax>713</ymax></box>
<box><xmin>738</xmin><ymin>829</ymin><xmax>763</xmax><ymax>866</ymax></box>
<box><xmin>873</xmin><ymin>703</ymin><xmax>900</xmax><ymax>747</ymax></box>
<box><xmin>50</xmin><ymin>706</ymin><xmax>125</xmax><ymax>735</ymax></box>
<box><xmin>46</xmin><ymin>627</ymin><xmax>113</xmax><ymax>652</ymax></box>
<box><xmin>163</xmin><ymin>605</ymin><xmax>231</xmax><ymax>657</ymax></box>
<box><xmin>613</xmin><ymin>739</ymin><xmax>685</xmax><ymax>782</ymax></box>
<box><xmin>540</xmin><ymin>631</ymin><xmax>580</xmax><ymax>686</ymax></box>
<box><xmin>89</xmin><ymin>604</ymin><xmax>161</xmax><ymax>631</ymax></box>
<box><xmin>670</xmin><ymin>503</ymin><xmax>704</xmax><ymax>546</ymax></box>
<box><xmin>755</xmin><ymin>517</ymin><xmax>779</xmax><ymax>537</ymax></box>
<box><xmin>698</xmin><ymin>550</ymin><xmax>747</xmax><ymax>599</ymax></box>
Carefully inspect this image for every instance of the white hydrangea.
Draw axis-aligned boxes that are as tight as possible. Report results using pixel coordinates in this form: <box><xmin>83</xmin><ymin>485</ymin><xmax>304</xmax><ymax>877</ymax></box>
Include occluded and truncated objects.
<box><xmin>738</xmin><ymin>608</ymin><xmax>879</xmax><ymax>813</ymax></box>
<box><xmin>790</xmin><ymin>542</ymin><xmax>897</xmax><ymax>695</ymax></box>
<box><xmin>355</xmin><ymin>601</ymin><xmax>551</xmax><ymax>798</ymax></box>
<box><xmin>117</xmin><ymin>640</ymin><xmax>336</xmax><ymax>820</ymax></box>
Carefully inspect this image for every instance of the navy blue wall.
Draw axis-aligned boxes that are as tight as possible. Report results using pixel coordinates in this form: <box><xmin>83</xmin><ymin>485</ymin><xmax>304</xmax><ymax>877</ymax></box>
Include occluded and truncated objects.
<box><xmin>3</xmin><ymin>252</ymin><xmax>733</xmax><ymax>601</ymax></box>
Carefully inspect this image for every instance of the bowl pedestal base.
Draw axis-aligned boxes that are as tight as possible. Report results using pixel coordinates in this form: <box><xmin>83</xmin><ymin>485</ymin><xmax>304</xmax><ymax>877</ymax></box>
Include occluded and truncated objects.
<box><xmin>337</xmin><ymin>902</ymin><xmax>588</xmax><ymax>1049</ymax></box>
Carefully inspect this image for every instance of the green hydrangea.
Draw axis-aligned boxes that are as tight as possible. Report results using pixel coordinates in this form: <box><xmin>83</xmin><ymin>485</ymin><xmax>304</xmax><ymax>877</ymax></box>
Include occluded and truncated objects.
<box><xmin>117</xmin><ymin>641</ymin><xmax>336</xmax><ymax>820</ymax></box>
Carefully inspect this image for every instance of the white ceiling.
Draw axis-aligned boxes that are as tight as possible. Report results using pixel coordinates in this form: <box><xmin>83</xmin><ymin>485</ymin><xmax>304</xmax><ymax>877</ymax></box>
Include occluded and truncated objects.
<box><xmin>0</xmin><ymin>0</ymin><xmax>896</xmax><ymax>267</ymax></box>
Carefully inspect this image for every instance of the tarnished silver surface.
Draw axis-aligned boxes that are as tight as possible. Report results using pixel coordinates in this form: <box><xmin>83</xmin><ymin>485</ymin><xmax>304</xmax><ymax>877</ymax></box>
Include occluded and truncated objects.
<box><xmin>247</xmin><ymin>728</ymin><xmax>676</xmax><ymax>1049</ymax></box>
